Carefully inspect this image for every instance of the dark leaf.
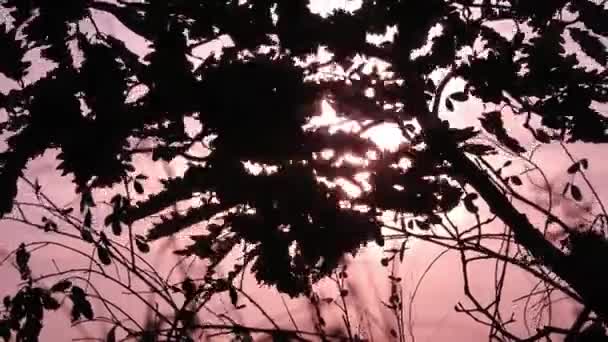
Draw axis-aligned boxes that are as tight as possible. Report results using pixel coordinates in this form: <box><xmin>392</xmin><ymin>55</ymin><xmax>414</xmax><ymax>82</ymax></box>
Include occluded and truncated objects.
<box><xmin>462</xmin><ymin>143</ymin><xmax>496</xmax><ymax>156</ymax></box>
<box><xmin>463</xmin><ymin>193</ymin><xmax>479</xmax><ymax>214</ymax></box>
<box><xmin>480</xmin><ymin>111</ymin><xmax>526</xmax><ymax>154</ymax></box>
<box><xmin>42</xmin><ymin>293</ymin><xmax>61</xmax><ymax>310</ymax></box>
<box><xmin>445</xmin><ymin>97</ymin><xmax>454</xmax><ymax>111</ymax></box>
<box><xmin>133</xmin><ymin>181</ymin><xmax>144</xmax><ymax>194</ymax></box>
<box><xmin>104</xmin><ymin>214</ymin><xmax>113</xmax><ymax>227</ymax></box>
<box><xmin>416</xmin><ymin>219</ymin><xmax>430</xmax><ymax>230</ymax></box>
<box><xmin>82</xmin><ymin>303</ymin><xmax>94</xmax><ymax>320</ymax></box>
<box><xmin>97</xmin><ymin>246</ymin><xmax>112</xmax><ymax>265</ymax></box>
<box><xmin>449</xmin><ymin>126</ymin><xmax>479</xmax><ymax>142</ymax></box>
<box><xmin>106</xmin><ymin>326</ymin><xmax>117</xmax><ymax>342</ymax></box>
<box><xmin>425</xmin><ymin>78</ymin><xmax>437</xmax><ymax>92</ymax></box>
<box><xmin>181</xmin><ymin>278</ymin><xmax>196</xmax><ymax>300</ymax></box>
<box><xmin>229</xmin><ymin>285</ymin><xmax>238</xmax><ymax>306</ymax></box>
<box><xmin>111</xmin><ymin>219</ymin><xmax>123</xmax><ymax>236</ymax></box>
<box><xmin>99</xmin><ymin>232</ymin><xmax>111</xmax><ymax>246</ymax></box>
<box><xmin>61</xmin><ymin>207</ymin><xmax>74</xmax><ymax>215</ymax></box>
<box><xmin>0</xmin><ymin>25</ymin><xmax>30</xmax><ymax>80</ymax></box>
<box><xmin>70</xmin><ymin>286</ymin><xmax>94</xmax><ymax>321</ymax></box>
<box><xmin>16</xmin><ymin>243</ymin><xmax>29</xmax><ymax>267</ymax></box>
<box><xmin>510</xmin><ymin>176</ymin><xmax>522</xmax><ymax>186</ymax></box>
<box><xmin>450</xmin><ymin>91</ymin><xmax>469</xmax><ymax>102</ymax></box>
<box><xmin>513</xmin><ymin>31</ymin><xmax>525</xmax><ymax>46</ymax></box>
<box><xmin>536</xmin><ymin>129</ymin><xmax>552</xmax><ymax>143</ymax></box>
<box><xmin>135</xmin><ymin>174</ymin><xmax>148</xmax><ymax>180</ymax></box>
<box><xmin>81</xmin><ymin>228</ymin><xmax>94</xmax><ymax>243</ymax></box>
<box><xmin>570</xmin><ymin>184</ymin><xmax>583</xmax><ymax>201</ymax></box>
<box><xmin>16</xmin><ymin>243</ymin><xmax>31</xmax><ymax>280</ymax></box>
<box><xmin>135</xmin><ymin>238</ymin><xmax>150</xmax><ymax>253</ymax></box>
<box><xmin>84</xmin><ymin>209</ymin><xmax>92</xmax><ymax>228</ymax></box>
<box><xmin>567</xmin><ymin>162</ymin><xmax>580</xmax><ymax>174</ymax></box>
<box><xmin>80</xmin><ymin>191</ymin><xmax>95</xmax><ymax>213</ymax></box>
<box><xmin>51</xmin><ymin>280</ymin><xmax>72</xmax><ymax>292</ymax></box>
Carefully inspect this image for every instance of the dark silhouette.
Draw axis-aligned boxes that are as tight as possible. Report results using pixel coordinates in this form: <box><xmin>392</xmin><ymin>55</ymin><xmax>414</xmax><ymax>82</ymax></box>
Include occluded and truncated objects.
<box><xmin>0</xmin><ymin>0</ymin><xmax>607</xmax><ymax>341</ymax></box>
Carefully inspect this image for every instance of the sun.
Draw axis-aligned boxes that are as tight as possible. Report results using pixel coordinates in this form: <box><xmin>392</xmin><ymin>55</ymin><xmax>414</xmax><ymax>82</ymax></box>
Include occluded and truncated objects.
<box><xmin>307</xmin><ymin>99</ymin><xmax>406</xmax><ymax>152</ymax></box>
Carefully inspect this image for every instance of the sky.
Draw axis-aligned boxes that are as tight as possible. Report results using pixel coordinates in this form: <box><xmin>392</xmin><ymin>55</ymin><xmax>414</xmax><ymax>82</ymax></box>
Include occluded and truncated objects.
<box><xmin>1</xmin><ymin>2</ymin><xmax>607</xmax><ymax>341</ymax></box>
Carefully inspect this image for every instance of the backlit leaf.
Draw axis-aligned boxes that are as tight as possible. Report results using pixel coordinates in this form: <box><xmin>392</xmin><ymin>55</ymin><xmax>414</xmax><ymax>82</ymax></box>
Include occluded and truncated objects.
<box><xmin>97</xmin><ymin>246</ymin><xmax>112</xmax><ymax>265</ymax></box>
<box><xmin>229</xmin><ymin>285</ymin><xmax>238</xmax><ymax>306</ymax></box>
<box><xmin>450</xmin><ymin>91</ymin><xmax>468</xmax><ymax>102</ymax></box>
<box><xmin>135</xmin><ymin>238</ymin><xmax>150</xmax><ymax>253</ymax></box>
<box><xmin>510</xmin><ymin>176</ymin><xmax>522</xmax><ymax>186</ymax></box>
<box><xmin>567</xmin><ymin>162</ymin><xmax>580</xmax><ymax>174</ymax></box>
<box><xmin>50</xmin><ymin>280</ymin><xmax>72</xmax><ymax>293</ymax></box>
<box><xmin>570</xmin><ymin>184</ymin><xmax>583</xmax><ymax>201</ymax></box>
<box><xmin>445</xmin><ymin>97</ymin><xmax>454</xmax><ymax>111</ymax></box>
<box><xmin>133</xmin><ymin>181</ymin><xmax>144</xmax><ymax>194</ymax></box>
<box><xmin>106</xmin><ymin>326</ymin><xmax>116</xmax><ymax>342</ymax></box>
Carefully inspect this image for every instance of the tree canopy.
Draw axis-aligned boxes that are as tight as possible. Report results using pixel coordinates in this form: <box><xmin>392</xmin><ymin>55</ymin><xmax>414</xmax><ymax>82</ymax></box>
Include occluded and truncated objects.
<box><xmin>0</xmin><ymin>0</ymin><xmax>607</xmax><ymax>341</ymax></box>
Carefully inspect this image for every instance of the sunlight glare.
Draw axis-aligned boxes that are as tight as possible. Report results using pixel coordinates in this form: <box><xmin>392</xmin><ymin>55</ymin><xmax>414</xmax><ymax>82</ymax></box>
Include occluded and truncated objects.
<box><xmin>309</xmin><ymin>0</ymin><xmax>363</xmax><ymax>17</ymax></box>
<box><xmin>361</xmin><ymin>123</ymin><xmax>405</xmax><ymax>152</ymax></box>
<box><xmin>306</xmin><ymin>100</ymin><xmax>406</xmax><ymax>152</ymax></box>
<box><xmin>306</xmin><ymin>100</ymin><xmax>342</xmax><ymax>127</ymax></box>
<box><xmin>243</xmin><ymin>161</ymin><xmax>279</xmax><ymax>175</ymax></box>
<box><xmin>335</xmin><ymin>178</ymin><xmax>363</xmax><ymax>198</ymax></box>
<box><xmin>320</xmin><ymin>149</ymin><xmax>335</xmax><ymax>159</ymax></box>
<box><xmin>304</xmin><ymin>100</ymin><xmax>361</xmax><ymax>133</ymax></box>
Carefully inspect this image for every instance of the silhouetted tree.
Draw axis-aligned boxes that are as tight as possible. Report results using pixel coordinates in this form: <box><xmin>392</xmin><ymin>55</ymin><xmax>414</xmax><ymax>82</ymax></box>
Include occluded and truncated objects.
<box><xmin>0</xmin><ymin>0</ymin><xmax>607</xmax><ymax>341</ymax></box>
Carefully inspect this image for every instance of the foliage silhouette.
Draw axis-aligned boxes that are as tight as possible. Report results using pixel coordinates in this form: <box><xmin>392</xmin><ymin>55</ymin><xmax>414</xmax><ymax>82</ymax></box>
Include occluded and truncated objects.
<box><xmin>0</xmin><ymin>0</ymin><xmax>607</xmax><ymax>341</ymax></box>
